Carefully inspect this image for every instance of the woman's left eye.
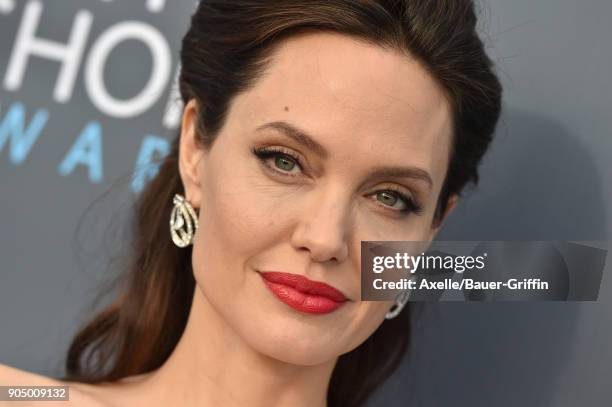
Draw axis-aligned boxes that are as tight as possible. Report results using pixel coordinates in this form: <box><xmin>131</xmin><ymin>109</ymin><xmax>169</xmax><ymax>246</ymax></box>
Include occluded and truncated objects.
<box><xmin>252</xmin><ymin>147</ymin><xmax>303</xmax><ymax>176</ymax></box>
<box><xmin>372</xmin><ymin>189</ymin><xmax>423</xmax><ymax>216</ymax></box>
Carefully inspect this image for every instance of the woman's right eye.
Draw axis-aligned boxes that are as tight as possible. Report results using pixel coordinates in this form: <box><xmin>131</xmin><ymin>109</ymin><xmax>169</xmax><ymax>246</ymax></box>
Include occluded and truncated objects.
<box><xmin>252</xmin><ymin>147</ymin><xmax>304</xmax><ymax>177</ymax></box>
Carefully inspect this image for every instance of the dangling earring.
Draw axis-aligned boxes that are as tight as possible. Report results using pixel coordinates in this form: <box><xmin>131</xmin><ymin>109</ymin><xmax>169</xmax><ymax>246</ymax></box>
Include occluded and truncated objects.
<box><xmin>385</xmin><ymin>290</ymin><xmax>410</xmax><ymax>320</ymax></box>
<box><xmin>169</xmin><ymin>193</ymin><xmax>199</xmax><ymax>248</ymax></box>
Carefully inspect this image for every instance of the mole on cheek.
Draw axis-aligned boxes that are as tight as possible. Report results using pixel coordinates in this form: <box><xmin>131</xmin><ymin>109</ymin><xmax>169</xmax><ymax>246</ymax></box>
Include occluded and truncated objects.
<box><xmin>284</xmin><ymin>106</ymin><xmax>290</xmax><ymax>112</ymax></box>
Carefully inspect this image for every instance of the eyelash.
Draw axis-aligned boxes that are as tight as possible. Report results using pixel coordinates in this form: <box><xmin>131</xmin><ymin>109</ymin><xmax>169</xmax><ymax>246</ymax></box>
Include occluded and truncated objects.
<box><xmin>251</xmin><ymin>146</ymin><xmax>425</xmax><ymax>217</ymax></box>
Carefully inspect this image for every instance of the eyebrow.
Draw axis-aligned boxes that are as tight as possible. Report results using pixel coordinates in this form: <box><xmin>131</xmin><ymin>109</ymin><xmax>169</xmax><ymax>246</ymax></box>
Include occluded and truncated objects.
<box><xmin>255</xmin><ymin>121</ymin><xmax>433</xmax><ymax>189</ymax></box>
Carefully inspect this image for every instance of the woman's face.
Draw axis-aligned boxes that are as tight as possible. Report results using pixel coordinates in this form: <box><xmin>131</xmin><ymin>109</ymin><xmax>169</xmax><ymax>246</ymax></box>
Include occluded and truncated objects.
<box><xmin>179</xmin><ymin>31</ymin><xmax>453</xmax><ymax>365</ymax></box>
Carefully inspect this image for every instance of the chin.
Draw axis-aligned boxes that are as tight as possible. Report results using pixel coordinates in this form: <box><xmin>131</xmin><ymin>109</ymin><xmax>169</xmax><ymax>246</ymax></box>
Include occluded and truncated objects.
<box><xmin>243</xmin><ymin>323</ymin><xmax>343</xmax><ymax>366</ymax></box>
<box><xmin>262</xmin><ymin>342</ymin><xmax>340</xmax><ymax>366</ymax></box>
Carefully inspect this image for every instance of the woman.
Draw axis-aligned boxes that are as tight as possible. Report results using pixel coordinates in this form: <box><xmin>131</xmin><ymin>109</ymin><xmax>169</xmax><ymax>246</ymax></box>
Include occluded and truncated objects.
<box><xmin>0</xmin><ymin>0</ymin><xmax>502</xmax><ymax>406</ymax></box>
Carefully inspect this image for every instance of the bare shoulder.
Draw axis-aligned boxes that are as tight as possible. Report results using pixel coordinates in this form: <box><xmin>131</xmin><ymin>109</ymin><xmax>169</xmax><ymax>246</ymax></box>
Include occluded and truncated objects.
<box><xmin>0</xmin><ymin>363</ymin><xmax>62</xmax><ymax>386</ymax></box>
<box><xmin>0</xmin><ymin>363</ymin><xmax>110</xmax><ymax>406</ymax></box>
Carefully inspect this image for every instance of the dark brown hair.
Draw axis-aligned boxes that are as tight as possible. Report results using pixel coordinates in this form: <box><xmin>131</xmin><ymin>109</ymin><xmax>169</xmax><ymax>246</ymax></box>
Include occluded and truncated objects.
<box><xmin>62</xmin><ymin>1</ymin><xmax>502</xmax><ymax>406</ymax></box>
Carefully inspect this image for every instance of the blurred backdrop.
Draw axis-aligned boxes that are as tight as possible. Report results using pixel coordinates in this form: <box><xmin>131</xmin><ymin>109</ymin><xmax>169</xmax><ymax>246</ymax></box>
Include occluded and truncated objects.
<box><xmin>1</xmin><ymin>1</ymin><xmax>611</xmax><ymax>406</ymax></box>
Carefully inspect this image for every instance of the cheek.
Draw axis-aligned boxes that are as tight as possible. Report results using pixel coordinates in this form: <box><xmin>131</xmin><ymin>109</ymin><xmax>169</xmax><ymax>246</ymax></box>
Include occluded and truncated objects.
<box><xmin>202</xmin><ymin>146</ymin><xmax>290</xmax><ymax>241</ymax></box>
<box><xmin>336</xmin><ymin>300</ymin><xmax>394</xmax><ymax>353</ymax></box>
<box><xmin>191</xmin><ymin>158</ymin><xmax>286</xmax><ymax>290</ymax></box>
<box><xmin>193</xmin><ymin>190</ymin><xmax>254</xmax><ymax>275</ymax></box>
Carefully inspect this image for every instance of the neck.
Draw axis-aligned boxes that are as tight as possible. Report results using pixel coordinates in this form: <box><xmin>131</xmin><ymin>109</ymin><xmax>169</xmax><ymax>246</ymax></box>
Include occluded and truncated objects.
<box><xmin>142</xmin><ymin>287</ymin><xmax>335</xmax><ymax>407</ymax></box>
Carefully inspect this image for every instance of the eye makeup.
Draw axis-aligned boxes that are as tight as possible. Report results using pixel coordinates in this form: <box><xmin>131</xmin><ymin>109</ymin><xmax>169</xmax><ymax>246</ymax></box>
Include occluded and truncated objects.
<box><xmin>251</xmin><ymin>145</ymin><xmax>425</xmax><ymax>218</ymax></box>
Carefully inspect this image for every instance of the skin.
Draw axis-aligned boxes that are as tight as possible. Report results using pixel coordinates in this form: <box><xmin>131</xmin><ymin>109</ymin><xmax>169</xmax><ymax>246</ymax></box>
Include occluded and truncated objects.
<box><xmin>0</xmin><ymin>31</ymin><xmax>457</xmax><ymax>406</ymax></box>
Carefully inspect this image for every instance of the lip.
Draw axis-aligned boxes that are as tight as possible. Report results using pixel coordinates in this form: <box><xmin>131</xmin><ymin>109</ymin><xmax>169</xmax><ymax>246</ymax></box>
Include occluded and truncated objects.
<box><xmin>258</xmin><ymin>271</ymin><xmax>349</xmax><ymax>314</ymax></box>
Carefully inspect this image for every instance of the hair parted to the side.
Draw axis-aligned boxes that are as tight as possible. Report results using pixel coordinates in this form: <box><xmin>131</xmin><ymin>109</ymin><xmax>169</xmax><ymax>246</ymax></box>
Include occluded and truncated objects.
<box><xmin>62</xmin><ymin>1</ymin><xmax>502</xmax><ymax>406</ymax></box>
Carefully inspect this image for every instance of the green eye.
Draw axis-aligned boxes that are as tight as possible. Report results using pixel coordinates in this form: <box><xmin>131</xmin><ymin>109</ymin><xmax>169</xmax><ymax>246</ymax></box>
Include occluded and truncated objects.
<box><xmin>274</xmin><ymin>155</ymin><xmax>297</xmax><ymax>172</ymax></box>
<box><xmin>374</xmin><ymin>189</ymin><xmax>422</xmax><ymax>215</ymax></box>
<box><xmin>377</xmin><ymin>191</ymin><xmax>400</xmax><ymax>207</ymax></box>
<box><xmin>252</xmin><ymin>146</ymin><xmax>303</xmax><ymax>176</ymax></box>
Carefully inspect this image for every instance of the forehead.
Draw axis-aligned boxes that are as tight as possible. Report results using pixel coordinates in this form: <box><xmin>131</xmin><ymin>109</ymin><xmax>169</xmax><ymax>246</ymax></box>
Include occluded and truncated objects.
<box><xmin>229</xmin><ymin>31</ymin><xmax>452</xmax><ymax>186</ymax></box>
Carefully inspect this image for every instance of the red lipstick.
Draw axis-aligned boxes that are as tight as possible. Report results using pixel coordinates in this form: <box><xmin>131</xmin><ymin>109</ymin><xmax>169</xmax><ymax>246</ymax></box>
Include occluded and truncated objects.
<box><xmin>259</xmin><ymin>271</ymin><xmax>348</xmax><ymax>314</ymax></box>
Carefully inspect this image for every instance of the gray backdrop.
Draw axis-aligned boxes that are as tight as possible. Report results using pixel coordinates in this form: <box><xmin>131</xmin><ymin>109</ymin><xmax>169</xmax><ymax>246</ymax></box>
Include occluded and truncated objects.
<box><xmin>1</xmin><ymin>1</ymin><xmax>611</xmax><ymax>406</ymax></box>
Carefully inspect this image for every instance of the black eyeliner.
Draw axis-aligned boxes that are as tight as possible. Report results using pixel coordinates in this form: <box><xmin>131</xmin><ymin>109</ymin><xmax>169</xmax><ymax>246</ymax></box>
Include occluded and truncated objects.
<box><xmin>251</xmin><ymin>146</ymin><xmax>425</xmax><ymax>217</ymax></box>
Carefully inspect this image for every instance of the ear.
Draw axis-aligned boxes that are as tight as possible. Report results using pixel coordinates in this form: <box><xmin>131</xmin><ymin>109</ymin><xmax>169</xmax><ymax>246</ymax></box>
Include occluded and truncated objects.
<box><xmin>178</xmin><ymin>99</ymin><xmax>206</xmax><ymax>209</ymax></box>
<box><xmin>427</xmin><ymin>194</ymin><xmax>459</xmax><ymax>241</ymax></box>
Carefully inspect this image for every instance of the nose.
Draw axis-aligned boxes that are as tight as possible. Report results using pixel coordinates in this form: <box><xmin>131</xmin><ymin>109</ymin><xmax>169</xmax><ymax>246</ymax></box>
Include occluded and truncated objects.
<box><xmin>290</xmin><ymin>189</ymin><xmax>351</xmax><ymax>264</ymax></box>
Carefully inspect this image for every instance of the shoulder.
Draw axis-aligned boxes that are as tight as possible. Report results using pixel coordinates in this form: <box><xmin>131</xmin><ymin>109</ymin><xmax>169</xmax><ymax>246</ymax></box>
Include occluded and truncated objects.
<box><xmin>0</xmin><ymin>363</ymin><xmax>60</xmax><ymax>386</ymax></box>
<box><xmin>0</xmin><ymin>363</ymin><xmax>109</xmax><ymax>406</ymax></box>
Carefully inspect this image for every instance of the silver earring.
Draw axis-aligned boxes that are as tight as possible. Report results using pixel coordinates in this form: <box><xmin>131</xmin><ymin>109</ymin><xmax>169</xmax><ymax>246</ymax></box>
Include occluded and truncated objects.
<box><xmin>385</xmin><ymin>290</ymin><xmax>410</xmax><ymax>320</ymax></box>
<box><xmin>170</xmin><ymin>193</ymin><xmax>199</xmax><ymax>248</ymax></box>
